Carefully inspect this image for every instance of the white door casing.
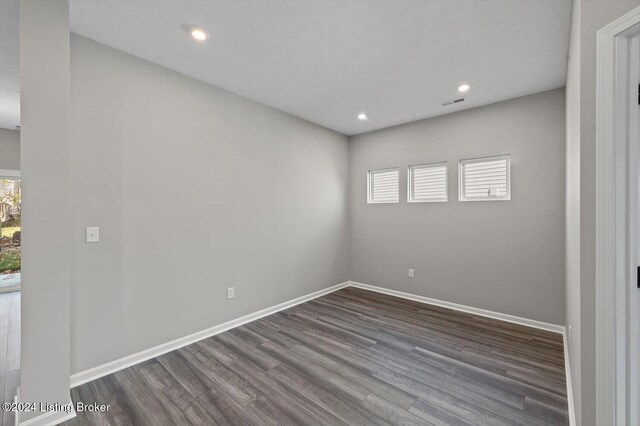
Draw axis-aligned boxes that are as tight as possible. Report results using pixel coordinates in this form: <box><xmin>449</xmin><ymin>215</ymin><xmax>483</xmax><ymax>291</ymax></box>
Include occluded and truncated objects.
<box><xmin>596</xmin><ymin>7</ymin><xmax>640</xmax><ymax>426</ymax></box>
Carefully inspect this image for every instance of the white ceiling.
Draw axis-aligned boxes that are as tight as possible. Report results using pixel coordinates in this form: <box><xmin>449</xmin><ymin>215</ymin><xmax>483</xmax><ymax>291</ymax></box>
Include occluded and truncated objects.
<box><xmin>0</xmin><ymin>0</ymin><xmax>571</xmax><ymax>135</ymax></box>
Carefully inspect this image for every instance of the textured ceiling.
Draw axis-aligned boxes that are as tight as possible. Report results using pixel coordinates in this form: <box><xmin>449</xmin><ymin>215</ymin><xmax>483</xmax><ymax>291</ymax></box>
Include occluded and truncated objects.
<box><xmin>0</xmin><ymin>0</ymin><xmax>571</xmax><ymax>135</ymax></box>
<box><xmin>0</xmin><ymin>0</ymin><xmax>19</xmax><ymax>131</ymax></box>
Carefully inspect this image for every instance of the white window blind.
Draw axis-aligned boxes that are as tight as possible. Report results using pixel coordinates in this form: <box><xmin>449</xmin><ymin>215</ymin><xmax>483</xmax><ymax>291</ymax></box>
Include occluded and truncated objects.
<box><xmin>459</xmin><ymin>155</ymin><xmax>511</xmax><ymax>201</ymax></box>
<box><xmin>408</xmin><ymin>162</ymin><xmax>448</xmax><ymax>203</ymax></box>
<box><xmin>368</xmin><ymin>168</ymin><xmax>399</xmax><ymax>204</ymax></box>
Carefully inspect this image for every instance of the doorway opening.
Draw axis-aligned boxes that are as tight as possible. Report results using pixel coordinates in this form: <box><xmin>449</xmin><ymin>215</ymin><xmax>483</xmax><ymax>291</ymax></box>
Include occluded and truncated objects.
<box><xmin>0</xmin><ymin>172</ymin><xmax>20</xmax><ymax>426</ymax></box>
<box><xmin>0</xmin><ymin>177</ymin><xmax>21</xmax><ymax>293</ymax></box>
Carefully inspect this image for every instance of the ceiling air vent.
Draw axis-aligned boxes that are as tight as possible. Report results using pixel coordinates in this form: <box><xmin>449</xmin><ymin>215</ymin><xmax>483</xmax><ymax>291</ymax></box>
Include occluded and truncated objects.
<box><xmin>441</xmin><ymin>97</ymin><xmax>466</xmax><ymax>107</ymax></box>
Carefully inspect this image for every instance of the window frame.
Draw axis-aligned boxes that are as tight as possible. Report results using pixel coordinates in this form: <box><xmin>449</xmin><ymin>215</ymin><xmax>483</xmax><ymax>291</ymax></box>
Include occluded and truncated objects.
<box><xmin>367</xmin><ymin>167</ymin><xmax>400</xmax><ymax>204</ymax></box>
<box><xmin>458</xmin><ymin>154</ymin><xmax>511</xmax><ymax>202</ymax></box>
<box><xmin>407</xmin><ymin>162</ymin><xmax>448</xmax><ymax>203</ymax></box>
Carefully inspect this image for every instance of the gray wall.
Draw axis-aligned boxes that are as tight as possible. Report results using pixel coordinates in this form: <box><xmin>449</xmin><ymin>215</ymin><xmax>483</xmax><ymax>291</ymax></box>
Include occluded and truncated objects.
<box><xmin>69</xmin><ymin>36</ymin><xmax>350</xmax><ymax>374</ymax></box>
<box><xmin>20</xmin><ymin>0</ymin><xmax>71</xmax><ymax>421</ymax></box>
<box><xmin>350</xmin><ymin>89</ymin><xmax>566</xmax><ymax>325</ymax></box>
<box><xmin>568</xmin><ymin>1</ymin><xmax>640</xmax><ymax>425</ymax></box>
<box><xmin>0</xmin><ymin>128</ymin><xmax>20</xmax><ymax>170</ymax></box>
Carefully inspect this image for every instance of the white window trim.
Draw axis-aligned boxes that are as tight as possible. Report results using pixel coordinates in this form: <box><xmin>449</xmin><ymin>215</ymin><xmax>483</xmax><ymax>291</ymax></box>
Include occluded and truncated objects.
<box><xmin>407</xmin><ymin>162</ymin><xmax>448</xmax><ymax>203</ymax></box>
<box><xmin>0</xmin><ymin>169</ymin><xmax>20</xmax><ymax>179</ymax></box>
<box><xmin>458</xmin><ymin>154</ymin><xmax>511</xmax><ymax>202</ymax></box>
<box><xmin>367</xmin><ymin>167</ymin><xmax>399</xmax><ymax>204</ymax></box>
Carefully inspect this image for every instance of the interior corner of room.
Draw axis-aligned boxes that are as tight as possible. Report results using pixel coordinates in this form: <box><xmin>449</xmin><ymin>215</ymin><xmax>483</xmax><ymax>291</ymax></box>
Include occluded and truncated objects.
<box><xmin>1</xmin><ymin>0</ymin><xmax>640</xmax><ymax>425</ymax></box>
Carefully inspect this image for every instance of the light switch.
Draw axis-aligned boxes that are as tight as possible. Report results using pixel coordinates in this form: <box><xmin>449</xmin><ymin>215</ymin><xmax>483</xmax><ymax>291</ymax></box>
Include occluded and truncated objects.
<box><xmin>86</xmin><ymin>227</ymin><xmax>99</xmax><ymax>243</ymax></box>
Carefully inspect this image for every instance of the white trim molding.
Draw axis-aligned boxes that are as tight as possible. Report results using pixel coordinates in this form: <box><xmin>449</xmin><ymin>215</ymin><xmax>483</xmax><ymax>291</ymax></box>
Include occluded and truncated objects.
<box><xmin>69</xmin><ymin>280</ymin><xmax>575</xmax><ymax>424</ymax></box>
<box><xmin>70</xmin><ymin>281</ymin><xmax>350</xmax><ymax>387</ymax></box>
<box><xmin>563</xmin><ymin>331</ymin><xmax>577</xmax><ymax>426</ymax></box>
<box><xmin>17</xmin><ymin>401</ymin><xmax>76</xmax><ymax>426</ymax></box>
<box><xmin>596</xmin><ymin>6</ymin><xmax>640</xmax><ymax>426</ymax></box>
<box><xmin>348</xmin><ymin>281</ymin><xmax>564</xmax><ymax>334</ymax></box>
<box><xmin>0</xmin><ymin>169</ymin><xmax>20</xmax><ymax>178</ymax></box>
<box><xmin>349</xmin><ymin>281</ymin><xmax>574</xmax><ymax>424</ymax></box>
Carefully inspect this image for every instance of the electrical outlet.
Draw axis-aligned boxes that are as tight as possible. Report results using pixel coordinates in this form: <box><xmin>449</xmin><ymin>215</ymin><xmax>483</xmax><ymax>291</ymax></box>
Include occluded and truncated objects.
<box><xmin>227</xmin><ymin>287</ymin><xmax>235</xmax><ymax>299</ymax></box>
<box><xmin>86</xmin><ymin>227</ymin><xmax>99</xmax><ymax>243</ymax></box>
<box><xmin>408</xmin><ymin>269</ymin><xmax>415</xmax><ymax>278</ymax></box>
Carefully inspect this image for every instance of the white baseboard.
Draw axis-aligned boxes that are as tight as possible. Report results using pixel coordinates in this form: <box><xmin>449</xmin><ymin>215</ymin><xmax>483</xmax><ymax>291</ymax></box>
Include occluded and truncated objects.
<box><xmin>18</xmin><ymin>401</ymin><xmax>75</xmax><ymax>426</ymax></box>
<box><xmin>70</xmin><ymin>281</ymin><xmax>350</xmax><ymax>387</ymax></box>
<box><xmin>69</xmin><ymin>279</ymin><xmax>574</xmax><ymax>425</ymax></box>
<box><xmin>348</xmin><ymin>281</ymin><xmax>565</xmax><ymax>334</ymax></box>
<box><xmin>348</xmin><ymin>281</ymin><xmax>574</xmax><ymax>424</ymax></box>
<box><xmin>563</xmin><ymin>331</ymin><xmax>576</xmax><ymax>426</ymax></box>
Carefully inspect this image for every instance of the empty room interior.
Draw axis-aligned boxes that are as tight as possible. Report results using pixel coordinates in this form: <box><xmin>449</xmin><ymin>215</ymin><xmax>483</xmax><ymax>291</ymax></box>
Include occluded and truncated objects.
<box><xmin>1</xmin><ymin>0</ymin><xmax>640</xmax><ymax>425</ymax></box>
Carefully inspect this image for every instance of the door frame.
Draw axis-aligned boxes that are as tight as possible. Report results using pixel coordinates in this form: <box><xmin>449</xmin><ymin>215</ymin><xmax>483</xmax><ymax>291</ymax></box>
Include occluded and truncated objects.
<box><xmin>596</xmin><ymin>6</ymin><xmax>640</xmax><ymax>426</ymax></box>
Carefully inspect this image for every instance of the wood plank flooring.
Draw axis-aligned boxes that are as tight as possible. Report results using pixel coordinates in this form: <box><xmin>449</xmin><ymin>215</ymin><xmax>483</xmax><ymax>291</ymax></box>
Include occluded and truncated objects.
<box><xmin>0</xmin><ymin>291</ymin><xmax>20</xmax><ymax>426</ymax></box>
<box><xmin>67</xmin><ymin>287</ymin><xmax>568</xmax><ymax>425</ymax></box>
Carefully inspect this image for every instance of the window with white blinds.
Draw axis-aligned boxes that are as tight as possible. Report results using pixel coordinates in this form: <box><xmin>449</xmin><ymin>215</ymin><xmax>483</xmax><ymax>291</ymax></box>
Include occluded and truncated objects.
<box><xmin>367</xmin><ymin>168</ymin><xmax>399</xmax><ymax>204</ymax></box>
<box><xmin>408</xmin><ymin>162</ymin><xmax>448</xmax><ymax>203</ymax></box>
<box><xmin>459</xmin><ymin>155</ymin><xmax>511</xmax><ymax>201</ymax></box>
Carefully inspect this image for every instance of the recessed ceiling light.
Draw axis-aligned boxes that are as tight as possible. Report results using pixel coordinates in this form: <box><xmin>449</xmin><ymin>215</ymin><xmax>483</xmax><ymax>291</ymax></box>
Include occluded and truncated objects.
<box><xmin>191</xmin><ymin>28</ymin><xmax>209</xmax><ymax>41</ymax></box>
<box><xmin>358</xmin><ymin>113</ymin><xmax>367</xmax><ymax>120</ymax></box>
<box><xmin>458</xmin><ymin>83</ymin><xmax>471</xmax><ymax>93</ymax></box>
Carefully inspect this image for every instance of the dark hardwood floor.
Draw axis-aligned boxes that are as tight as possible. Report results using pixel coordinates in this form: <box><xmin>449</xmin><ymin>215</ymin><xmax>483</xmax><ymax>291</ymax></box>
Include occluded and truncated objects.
<box><xmin>67</xmin><ymin>287</ymin><xmax>568</xmax><ymax>425</ymax></box>
<box><xmin>0</xmin><ymin>291</ymin><xmax>20</xmax><ymax>426</ymax></box>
